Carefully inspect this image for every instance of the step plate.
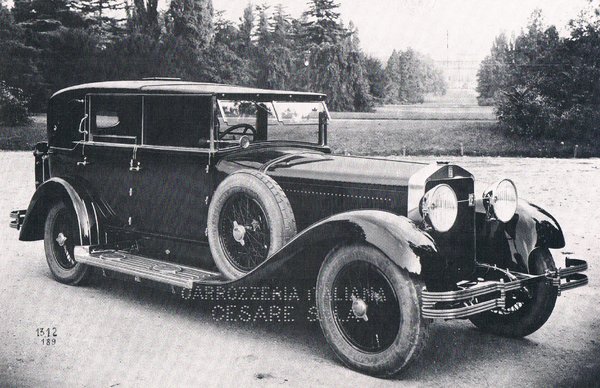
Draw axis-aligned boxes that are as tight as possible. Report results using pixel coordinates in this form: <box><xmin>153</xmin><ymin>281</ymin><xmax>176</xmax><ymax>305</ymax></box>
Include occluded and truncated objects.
<box><xmin>74</xmin><ymin>247</ymin><xmax>223</xmax><ymax>289</ymax></box>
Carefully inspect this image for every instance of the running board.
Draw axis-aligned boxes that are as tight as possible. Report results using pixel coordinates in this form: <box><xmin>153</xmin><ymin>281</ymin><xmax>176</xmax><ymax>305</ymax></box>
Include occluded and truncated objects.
<box><xmin>74</xmin><ymin>246</ymin><xmax>223</xmax><ymax>289</ymax></box>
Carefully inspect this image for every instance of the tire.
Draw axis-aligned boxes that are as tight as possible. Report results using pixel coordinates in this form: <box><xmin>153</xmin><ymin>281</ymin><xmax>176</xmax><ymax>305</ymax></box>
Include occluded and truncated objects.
<box><xmin>316</xmin><ymin>243</ymin><xmax>429</xmax><ymax>377</ymax></box>
<box><xmin>44</xmin><ymin>202</ymin><xmax>91</xmax><ymax>285</ymax></box>
<box><xmin>469</xmin><ymin>248</ymin><xmax>558</xmax><ymax>337</ymax></box>
<box><xmin>207</xmin><ymin>170</ymin><xmax>296</xmax><ymax>279</ymax></box>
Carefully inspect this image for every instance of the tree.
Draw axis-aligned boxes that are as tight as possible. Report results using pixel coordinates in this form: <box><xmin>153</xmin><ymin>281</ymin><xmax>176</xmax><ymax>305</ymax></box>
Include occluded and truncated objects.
<box><xmin>0</xmin><ymin>81</ymin><xmax>31</xmax><ymax>125</ymax></box>
<box><xmin>167</xmin><ymin>0</ymin><xmax>214</xmax><ymax>51</ymax></box>
<box><xmin>486</xmin><ymin>8</ymin><xmax>600</xmax><ymax>140</ymax></box>
<box><xmin>301</xmin><ymin>0</ymin><xmax>346</xmax><ymax>45</ymax></box>
<box><xmin>384</xmin><ymin>48</ymin><xmax>445</xmax><ymax>104</ymax></box>
<box><xmin>238</xmin><ymin>3</ymin><xmax>254</xmax><ymax>55</ymax></box>
<box><xmin>255</xmin><ymin>4</ymin><xmax>271</xmax><ymax>88</ymax></box>
<box><xmin>10</xmin><ymin>0</ymin><xmax>88</xmax><ymax>110</ymax></box>
<box><xmin>12</xmin><ymin>0</ymin><xmax>85</xmax><ymax>30</ymax></box>
<box><xmin>297</xmin><ymin>0</ymin><xmax>372</xmax><ymax>111</ymax></box>
<box><xmin>476</xmin><ymin>32</ymin><xmax>511</xmax><ymax>105</ymax></box>
<box><xmin>208</xmin><ymin>10</ymin><xmax>253</xmax><ymax>85</ymax></box>
<box><xmin>69</xmin><ymin>0</ymin><xmax>128</xmax><ymax>44</ymax></box>
<box><xmin>0</xmin><ymin>1</ymin><xmax>40</xmax><ymax>92</ymax></box>
<box><xmin>256</xmin><ymin>4</ymin><xmax>295</xmax><ymax>90</ymax></box>
<box><xmin>129</xmin><ymin>0</ymin><xmax>159</xmax><ymax>38</ymax></box>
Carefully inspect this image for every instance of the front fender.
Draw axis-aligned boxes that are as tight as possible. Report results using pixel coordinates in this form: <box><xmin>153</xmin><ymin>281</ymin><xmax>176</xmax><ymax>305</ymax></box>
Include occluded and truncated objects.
<box><xmin>476</xmin><ymin>198</ymin><xmax>565</xmax><ymax>273</ymax></box>
<box><xmin>19</xmin><ymin>177</ymin><xmax>118</xmax><ymax>245</ymax></box>
<box><xmin>235</xmin><ymin>209</ymin><xmax>439</xmax><ymax>286</ymax></box>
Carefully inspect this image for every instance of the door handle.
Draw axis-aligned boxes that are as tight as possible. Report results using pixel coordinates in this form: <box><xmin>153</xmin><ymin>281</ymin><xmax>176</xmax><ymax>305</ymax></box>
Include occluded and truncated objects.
<box><xmin>77</xmin><ymin>157</ymin><xmax>91</xmax><ymax>166</ymax></box>
<box><xmin>78</xmin><ymin>114</ymin><xmax>88</xmax><ymax>135</ymax></box>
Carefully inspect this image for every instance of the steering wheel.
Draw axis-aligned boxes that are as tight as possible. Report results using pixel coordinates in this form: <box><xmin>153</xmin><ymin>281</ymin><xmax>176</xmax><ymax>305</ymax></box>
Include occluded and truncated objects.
<box><xmin>219</xmin><ymin>123</ymin><xmax>257</xmax><ymax>140</ymax></box>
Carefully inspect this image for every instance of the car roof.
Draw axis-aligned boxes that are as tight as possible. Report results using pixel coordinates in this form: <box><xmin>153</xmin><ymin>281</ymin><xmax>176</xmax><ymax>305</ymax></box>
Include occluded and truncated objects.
<box><xmin>51</xmin><ymin>80</ymin><xmax>326</xmax><ymax>101</ymax></box>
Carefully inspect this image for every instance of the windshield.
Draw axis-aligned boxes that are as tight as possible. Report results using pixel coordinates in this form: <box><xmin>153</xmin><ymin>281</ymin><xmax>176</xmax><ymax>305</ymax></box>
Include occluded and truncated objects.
<box><xmin>216</xmin><ymin>99</ymin><xmax>329</xmax><ymax>146</ymax></box>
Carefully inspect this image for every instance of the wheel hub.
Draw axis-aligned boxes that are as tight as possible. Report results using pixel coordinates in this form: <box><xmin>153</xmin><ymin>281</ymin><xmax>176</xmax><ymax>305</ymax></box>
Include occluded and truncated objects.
<box><xmin>56</xmin><ymin>232</ymin><xmax>67</xmax><ymax>247</ymax></box>
<box><xmin>351</xmin><ymin>294</ymin><xmax>369</xmax><ymax>321</ymax></box>
<box><xmin>232</xmin><ymin>221</ymin><xmax>246</xmax><ymax>246</ymax></box>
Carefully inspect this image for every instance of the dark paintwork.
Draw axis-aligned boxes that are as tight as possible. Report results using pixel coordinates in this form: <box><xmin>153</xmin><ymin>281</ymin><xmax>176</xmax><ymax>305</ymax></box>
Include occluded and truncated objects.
<box><xmin>19</xmin><ymin>177</ymin><xmax>118</xmax><ymax>245</ymax></box>
<box><xmin>19</xmin><ymin>80</ymin><xmax>569</xmax><ymax>291</ymax></box>
<box><xmin>216</xmin><ymin>147</ymin><xmax>429</xmax><ymax>230</ymax></box>
<box><xmin>475</xmin><ymin>198</ymin><xmax>565</xmax><ymax>273</ymax></box>
<box><xmin>207</xmin><ymin>210</ymin><xmax>440</xmax><ymax>288</ymax></box>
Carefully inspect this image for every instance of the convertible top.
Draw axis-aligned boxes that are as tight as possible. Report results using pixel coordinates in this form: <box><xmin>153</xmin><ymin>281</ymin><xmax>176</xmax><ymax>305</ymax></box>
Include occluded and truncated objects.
<box><xmin>52</xmin><ymin>80</ymin><xmax>326</xmax><ymax>101</ymax></box>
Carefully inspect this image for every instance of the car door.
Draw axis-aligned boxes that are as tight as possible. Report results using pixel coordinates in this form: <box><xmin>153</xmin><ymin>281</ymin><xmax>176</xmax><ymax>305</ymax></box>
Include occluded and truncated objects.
<box><xmin>77</xmin><ymin>94</ymin><xmax>143</xmax><ymax>230</ymax></box>
<box><xmin>132</xmin><ymin>94</ymin><xmax>214</xmax><ymax>242</ymax></box>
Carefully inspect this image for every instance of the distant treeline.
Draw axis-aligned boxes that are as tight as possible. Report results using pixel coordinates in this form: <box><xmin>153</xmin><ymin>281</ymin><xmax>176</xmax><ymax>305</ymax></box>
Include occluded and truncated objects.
<box><xmin>0</xmin><ymin>0</ymin><xmax>446</xmax><ymax>120</ymax></box>
<box><xmin>477</xmin><ymin>8</ymin><xmax>600</xmax><ymax>141</ymax></box>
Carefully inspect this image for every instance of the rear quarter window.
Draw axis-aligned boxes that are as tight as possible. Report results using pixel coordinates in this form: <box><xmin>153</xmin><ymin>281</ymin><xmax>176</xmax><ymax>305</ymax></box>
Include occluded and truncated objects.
<box><xmin>90</xmin><ymin>95</ymin><xmax>142</xmax><ymax>145</ymax></box>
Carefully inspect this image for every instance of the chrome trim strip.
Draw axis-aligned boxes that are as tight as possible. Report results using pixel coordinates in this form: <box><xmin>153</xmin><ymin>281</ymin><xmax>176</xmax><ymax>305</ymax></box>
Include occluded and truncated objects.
<box><xmin>82</xmin><ymin>141</ymin><xmax>213</xmax><ymax>154</ymax></box>
<box><xmin>421</xmin><ymin>259</ymin><xmax>588</xmax><ymax>319</ymax></box>
<box><xmin>141</xmin><ymin>95</ymin><xmax>145</xmax><ymax>145</ymax></box>
<box><xmin>88</xmin><ymin>93</ymin><xmax>214</xmax><ymax>97</ymax></box>
<box><xmin>322</xmin><ymin>101</ymin><xmax>332</xmax><ymax>121</ymax></box>
<box><xmin>79</xmin><ymin>199</ymin><xmax>91</xmax><ymax>246</ymax></box>
<box><xmin>91</xmin><ymin>202</ymin><xmax>100</xmax><ymax>245</ymax></box>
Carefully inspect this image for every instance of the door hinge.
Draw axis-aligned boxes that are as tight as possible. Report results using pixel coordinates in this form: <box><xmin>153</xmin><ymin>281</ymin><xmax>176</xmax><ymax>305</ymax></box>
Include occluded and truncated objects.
<box><xmin>129</xmin><ymin>188</ymin><xmax>133</xmax><ymax>197</ymax></box>
<box><xmin>205</xmin><ymin>165</ymin><xmax>209</xmax><ymax>174</ymax></box>
<box><xmin>205</xmin><ymin>196</ymin><xmax>209</xmax><ymax>205</ymax></box>
<box><xmin>128</xmin><ymin>217</ymin><xmax>132</xmax><ymax>226</ymax></box>
<box><xmin>204</xmin><ymin>228</ymin><xmax>208</xmax><ymax>236</ymax></box>
<box><xmin>77</xmin><ymin>156</ymin><xmax>90</xmax><ymax>166</ymax></box>
<box><xmin>129</xmin><ymin>159</ymin><xmax>141</xmax><ymax>172</ymax></box>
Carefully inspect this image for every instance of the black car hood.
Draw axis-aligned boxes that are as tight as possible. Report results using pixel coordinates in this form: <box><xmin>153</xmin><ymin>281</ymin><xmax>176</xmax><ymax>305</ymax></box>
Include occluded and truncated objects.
<box><xmin>217</xmin><ymin>146</ymin><xmax>427</xmax><ymax>187</ymax></box>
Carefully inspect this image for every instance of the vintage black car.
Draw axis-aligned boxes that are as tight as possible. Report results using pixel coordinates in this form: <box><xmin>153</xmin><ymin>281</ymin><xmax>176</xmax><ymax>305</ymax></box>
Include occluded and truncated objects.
<box><xmin>10</xmin><ymin>79</ymin><xmax>588</xmax><ymax>377</ymax></box>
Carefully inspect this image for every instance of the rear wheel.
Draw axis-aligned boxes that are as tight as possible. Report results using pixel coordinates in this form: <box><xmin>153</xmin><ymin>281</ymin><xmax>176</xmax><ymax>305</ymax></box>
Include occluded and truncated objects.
<box><xmin>316</xmin><ymin>244</ymin><xmax>429</xmax><ymax>377</ymax></box>
<box><xmin>44</xmin><ymin>202</ymin><xmax>91</xmax><ymax>285</ymax></box>
<box><xmin>469</xmin><ymin>248</ymin><xmax>558</xmax><ymax>337</ymax></box>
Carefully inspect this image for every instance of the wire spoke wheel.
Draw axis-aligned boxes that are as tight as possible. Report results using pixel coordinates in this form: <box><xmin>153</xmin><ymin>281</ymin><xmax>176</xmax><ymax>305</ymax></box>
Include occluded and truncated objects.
<box><xmin>316</xmin><ymin>244</ymin><xmax>429</xmax><ymax>377</ymax></box>
<box><xmin>44</xmin><ymin>202</ymin><xmax>91</xmax><ymax>285</ymax></box>
<box><xmin>332</xmin><ymin>261</ymin><xmax>400</xmax><ymax>353</ymax></box>
<box><xmin>218</xmin><ymin>192</ymin><xmax>271</xmax><ymax>272</ymax></box>
<box><xmin>51</xmin><ymin>208</ymin><xmax>77</xmax><ymax>270</ymax></box>
<box><xmin>207</xmin><ymin>170</ymin><xmax>296</xmax><ymax>280</ymax></box>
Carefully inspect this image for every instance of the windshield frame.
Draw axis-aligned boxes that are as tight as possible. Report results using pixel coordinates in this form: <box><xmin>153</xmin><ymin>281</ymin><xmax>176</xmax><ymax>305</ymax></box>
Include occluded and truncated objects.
<box><xmin>214</xmin><ymin>98</ymin><xmax>330</xmax><ymax>151</ymax></box>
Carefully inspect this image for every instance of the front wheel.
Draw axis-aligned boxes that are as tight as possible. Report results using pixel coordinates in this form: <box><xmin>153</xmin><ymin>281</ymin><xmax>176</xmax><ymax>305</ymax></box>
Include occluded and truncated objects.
<box><xmin>316</xmin><ymin>244</ymin><xmax>429</xmax><ymax>377</ymax></box>
<box><xmin>469</xmin><ymin>248</ymin><xmax>558</xmax><ymax>337</ymax></box>
<box><xmin>44</xmin><ymin>202</ymin><xmax>91</xmax><ymax>285</ymax></box>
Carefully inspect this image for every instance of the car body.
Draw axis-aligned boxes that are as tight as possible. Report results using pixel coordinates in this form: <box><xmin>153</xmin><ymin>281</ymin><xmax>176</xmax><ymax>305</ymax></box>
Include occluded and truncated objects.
<box><xmin>10</xmin><ymin>79</ymin><xmax>588</xmax><ymax>377</ymax></box>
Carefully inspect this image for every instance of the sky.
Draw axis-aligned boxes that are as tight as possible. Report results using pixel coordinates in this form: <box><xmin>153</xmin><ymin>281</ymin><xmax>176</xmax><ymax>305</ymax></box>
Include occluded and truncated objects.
<box><xmin>212</xmin><ymin>0</ymin><xmax>595</xmax><ymax>62</ymax></box>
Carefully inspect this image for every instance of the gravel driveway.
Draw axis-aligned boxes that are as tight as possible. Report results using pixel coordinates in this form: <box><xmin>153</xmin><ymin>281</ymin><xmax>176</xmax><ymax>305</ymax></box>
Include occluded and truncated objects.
<box><xmin>1</xmin><ymin>151</ymin><xmax>598</xmax><ymax>387</ymax></box>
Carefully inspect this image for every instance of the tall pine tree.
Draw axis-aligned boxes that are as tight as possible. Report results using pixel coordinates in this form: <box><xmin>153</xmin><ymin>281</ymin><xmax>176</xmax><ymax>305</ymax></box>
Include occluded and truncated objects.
<box><xmin>129</xmin><ymin>0</ymin><xmax>159</xmax><ymax>38</ymax></box>
<box><xmin>167</xmin><ymin>0</ymin><xmax>214</xmax><ymax>51</ymax></box>
<box><xmin>299</xmin><ymin>0</ymin><xmax>372</xmax><ymax>111</ymax></box>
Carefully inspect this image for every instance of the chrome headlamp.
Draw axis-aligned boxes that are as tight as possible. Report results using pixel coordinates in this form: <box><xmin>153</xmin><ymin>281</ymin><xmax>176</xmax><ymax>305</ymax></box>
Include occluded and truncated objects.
<box><xmin>483</xmin><ymin>179</ymin><xmax>518</xmax><ymax>223</ymax></box>
<box><xmin>420</xmin><ymin>184</ymin><xmax>458</xmax><ymax>232</ymax></box>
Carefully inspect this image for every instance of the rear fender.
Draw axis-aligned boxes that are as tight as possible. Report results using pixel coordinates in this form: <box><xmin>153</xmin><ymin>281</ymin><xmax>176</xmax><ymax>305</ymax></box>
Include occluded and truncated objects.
<box><xmin>475</xmin><ymin>198</ymin><xmax>565</xmax><ymax>273</ymax></box>
<box><xmin>235</xmin><ymin>210</ymin><xmax>439</xmax><ymax>286</ymax></box>
<box><xmin>19</xmin><ymin>177</ymin><xmax>118</xmax><ymax>245</ymax></box>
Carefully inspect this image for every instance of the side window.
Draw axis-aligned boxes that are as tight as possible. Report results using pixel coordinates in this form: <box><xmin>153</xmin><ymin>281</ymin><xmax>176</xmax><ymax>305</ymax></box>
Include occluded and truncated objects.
<box><xmin>90</xmin><ymin>95</ymin><xmax>142</xmax><ymax>144</ymax></box>
<box><xmin>143</xmin><ymin>95</ymin><xmax>212</xmax><ymax>148</ymax></box>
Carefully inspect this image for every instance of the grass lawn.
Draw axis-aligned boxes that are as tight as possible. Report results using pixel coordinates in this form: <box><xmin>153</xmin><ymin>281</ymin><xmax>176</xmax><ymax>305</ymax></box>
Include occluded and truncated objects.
<box><xmin>327</xmin><ymin>119</ymin><xmax>596</xmax><ymax>158</ymax></box>
<box><xmin>0</xmin><ymin>114</ymin><xmax>47</xmax><ymax>151</ymax></box>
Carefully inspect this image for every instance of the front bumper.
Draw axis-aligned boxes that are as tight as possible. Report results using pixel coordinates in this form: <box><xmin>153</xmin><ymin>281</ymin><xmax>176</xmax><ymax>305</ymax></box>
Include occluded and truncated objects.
<box><xmin>422</xmin><ymin>258</ymin><xmax>588</xmax><ymax>319</ymax></box>
<box><xmin>9</xmin><ymin>210</ymin><xmax>26</xmax><ymax>231</ymax></box>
